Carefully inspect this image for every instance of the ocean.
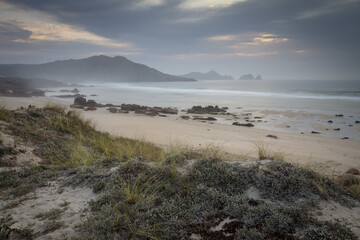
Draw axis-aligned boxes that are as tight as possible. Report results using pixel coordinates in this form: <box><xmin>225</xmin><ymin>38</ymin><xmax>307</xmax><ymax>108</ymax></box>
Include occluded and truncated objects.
<box><xmin>47</xmin><ymin>79</ymin><xmax>360</xmax><ymax>140</ymax></box>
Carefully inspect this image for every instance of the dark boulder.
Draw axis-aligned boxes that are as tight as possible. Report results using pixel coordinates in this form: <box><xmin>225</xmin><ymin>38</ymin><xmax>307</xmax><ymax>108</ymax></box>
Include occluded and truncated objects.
<box><xmin>232</xmin><ymin>122</ymin><xmax>254</xmax><ymax>127</ymax></box>
<box><xmin>266</xmin><ymin>135</ymin><xmax>278</xmax><ymax>139</ymax></box>
<box><xmin>87</xmin><ymin>99</ymin><xmax>97</xmax><ymax>107</ymax></box>
<box><xmin>74</xmin><ymin>96</ymin><xmax>86</xmax><ymax>105</ymax></box>
<box><xmin>181</xmin><ymin>116</ymin><xmax>190</xmax><ymax>120</ymax></box>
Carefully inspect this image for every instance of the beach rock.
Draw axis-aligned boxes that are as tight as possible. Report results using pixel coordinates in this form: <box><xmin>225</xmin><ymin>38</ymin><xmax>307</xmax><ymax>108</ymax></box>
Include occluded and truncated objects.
<box><xmin>333</xmin><ymin>128</ymin><xmax>340</xmax><ymax>131</ymax></box>
<box><xmin>355</xmin><ymin>121</ymin><xmax>360</xmax><ymax>124</ymax></box>
<box><xmin>232</xmin><ymin>122</ymin><xmax>254</xmax><ymax>127</ymax></box>
<box><xmin>187</xmin><ymin>105</ymin><xmax>226</xmax><ymax>114</ymax></box>
<box><xmin>266</xmin><ymin>135</ymin><xmax>278</xmax><ymax>139</ymax></box>
<box><xmin>311</xmin><ymin>131</ymin><xmax>320</xmax><ymax>134</ymax></box>
<box><xmin>348</xmin><ymin>125</ymin><xmax>353</xmax><ymax>127</ymax></box>
<box><xmin>135</xmin><ymin>109</ymin><xmax>147</xmax><ymax>114</ymax></box>
<box><xmin>107</xmin><ymin>107</ymin><xmax>118</xmax><ymax>113</ymax></box>
<box><xmin>121</xmin><ymin>104</ymin><xmax>143</xmax><ymax>111</ymax></box>
<box><xmin>159</xmin><ymin>114</ymin><xmax>167</xmax><ymax>117</ymax></box>
<box><xmin>181</xmin><ymin>116</ymin><xmax>190</xmax><ymax>120</ymax></box>
<box><xmin>327</xmin><ymin>120</ymin><xmax>333</xmax><ymax>123</ymax></box>
<box><xmin>74</xmin><ymin>96</ymin><xmax>87</xmax><ymax>106</ymax></box>
<box><xmin>151</xmin><ymin>107</ymin><xmax>163</xmax><ymax>113</ymax></box>
<box><xmin>342</xmin><ymin>137</ymin><xmax>349</xmax><ymax>140</ymax></box>
<box><xmin>161</xmin><ymin>107</ymin><xmax>178</xmax><ymax>114</ymax></box>
<box><xmin>335</xmin><ymin>114</ymin><xmax>344</xmax><ymax>117</ymax></box>
<box><xmin>193</xmin><ymin>117</ymin><xmax>217</xmax><ymax>121</ymax></box>
<box><xmin>90</xmin><ymin>94</ymin><xmax>98</xmax><ymax>96</ymax></box>
<box><xmin>254</xmin><ymin>116</ymin><xmax>262</xmax><ymax>119</ymax></box>
<box><xmin>346</xmin><ymin>168</ymin><xmax>360</xmax><ymax>175</ymax></box>
<box><xmin>87</xmin><ymin>99</ymin><xmax>97</xmax><ymax>107</ymax></box>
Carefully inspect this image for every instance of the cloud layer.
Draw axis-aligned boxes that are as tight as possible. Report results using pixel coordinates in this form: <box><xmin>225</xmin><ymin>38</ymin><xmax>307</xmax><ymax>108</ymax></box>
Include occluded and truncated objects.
<box><xmin>0</xmin><ymin>0</ymin><xmax>359</xmax><ymax>79</ymax></box>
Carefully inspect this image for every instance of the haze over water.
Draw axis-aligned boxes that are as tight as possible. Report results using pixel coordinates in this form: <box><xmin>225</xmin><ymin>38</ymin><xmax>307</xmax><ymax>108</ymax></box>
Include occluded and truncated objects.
<box><xmin>53</xmin><ymin>79</ymin><xmax>360</xmax><ymax>114</ymax></box>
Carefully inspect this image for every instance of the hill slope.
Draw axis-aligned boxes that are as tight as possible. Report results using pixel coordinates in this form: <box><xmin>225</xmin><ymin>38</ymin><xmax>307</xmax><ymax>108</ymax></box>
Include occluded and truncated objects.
<box><xmin>0</xmin><ymin>55</ymin><xmax>195</xmax><ymax>83</ymax></box>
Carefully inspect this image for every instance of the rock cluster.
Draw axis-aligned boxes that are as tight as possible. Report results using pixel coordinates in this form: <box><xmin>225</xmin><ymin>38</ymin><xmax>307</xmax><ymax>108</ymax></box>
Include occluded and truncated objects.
<box><xmin>187</xmin><ymin>105</ymin><xmax>227</xmax><ymax>114</ymax></box>
<box><xmin>70</xmin><ymin>96</ymin><xmax>104</xmax><ymax>111</ymax></box>
<box><xmin>106</xmin><ymin>104</ymin><xmax>178</xmax><ymax>116</ymax></box>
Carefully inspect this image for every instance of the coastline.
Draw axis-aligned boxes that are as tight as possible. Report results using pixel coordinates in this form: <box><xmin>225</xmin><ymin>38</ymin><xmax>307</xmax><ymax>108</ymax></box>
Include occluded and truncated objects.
<box><xmin>1</xmin><ymin>96</ymin><xmax>359</xmax><ymax>176</ymax></box>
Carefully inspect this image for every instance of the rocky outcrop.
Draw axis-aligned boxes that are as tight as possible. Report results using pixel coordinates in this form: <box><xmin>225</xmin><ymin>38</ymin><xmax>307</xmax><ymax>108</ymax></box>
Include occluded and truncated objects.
<box><xmin>160</xmin><ymin>107</ymin><xmax>178</xmax><ymax>114</ymax></box>
<box><xmin>232</xmin><ymin>122</ymin><xmax>254</xmax><ymax>127</ymax></box>
<box><xmin>181</xmin><ymin>116</ymin><xmax>190</xmax><ymax>120</ymax></box>
<box><xmin>74</xmin><ymin>96</ymin><xmax>87</xmax><ymax>106</ymax></box>
<box><xmin>193</xmin><ymin>117</ymin><xmax>217</xmax><ymax>121</ymax></box>
<box><xmin>187</xmin><ymin>105</ymin><xmax>227</xmax><ymax>114</ymax></box>
<box><xmin>121</xmin><ymin>104</ymin><xmax>178</xmax><ymax>115</ymax></box>
<box><xmin>71</xmin><ymin>97</ymin><xmax>104</xmax><ymax>109</ymax></box>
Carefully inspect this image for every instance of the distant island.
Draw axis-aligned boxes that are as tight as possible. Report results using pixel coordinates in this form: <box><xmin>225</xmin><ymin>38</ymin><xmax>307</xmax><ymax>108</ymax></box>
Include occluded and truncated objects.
<box><xmin>0</xmin><ymin>55</ymin><xmax>195</xmax><ymax>83</ymax></box>
<box><xmin>180</xmin><ymin>70</ymin><xmax>234</xmax><ymax>80</ymax></box>
<box><xmin>239</xmin><ymin>74</ymin><xmax>262</xmax><ymax>80</ymax></box>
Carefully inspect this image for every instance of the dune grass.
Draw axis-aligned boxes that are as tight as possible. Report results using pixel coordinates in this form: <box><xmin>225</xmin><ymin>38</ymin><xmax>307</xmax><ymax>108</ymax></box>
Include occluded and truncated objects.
<box><xmin>1</xmin><ymin>104</ymin><xmax>166</xmax><ymax>167</ymax></box>
<box><xmin>254</xmin><ymin>141</ymin><xmax>285</xmax><ymax>161</ymax></box>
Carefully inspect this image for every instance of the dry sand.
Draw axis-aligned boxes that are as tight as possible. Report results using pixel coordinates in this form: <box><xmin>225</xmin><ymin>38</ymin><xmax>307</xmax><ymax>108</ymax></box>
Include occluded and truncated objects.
<box><xmin>1</xmin><ymin>96</ymin><xmax>360</xmax><ymax>175</ymax></box>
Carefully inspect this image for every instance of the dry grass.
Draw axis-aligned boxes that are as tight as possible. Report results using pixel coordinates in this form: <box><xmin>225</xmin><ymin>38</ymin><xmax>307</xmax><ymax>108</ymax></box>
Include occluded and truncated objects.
<box><xmin>254</xmin><ymin>141</ymin><xmax>285</xmax><ymax>161</ymax></box>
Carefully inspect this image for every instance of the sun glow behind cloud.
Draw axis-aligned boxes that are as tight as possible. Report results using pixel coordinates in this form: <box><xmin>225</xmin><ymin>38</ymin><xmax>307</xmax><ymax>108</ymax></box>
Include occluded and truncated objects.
<box><xmin>179</xmin><ymin>0</ymin><xmax>247</xmax><ymax>10</ymax></box>
<box><xmin>0</xmin><ymin>2</ymin><xmax>133</xmax><ymax>49</ymax></box>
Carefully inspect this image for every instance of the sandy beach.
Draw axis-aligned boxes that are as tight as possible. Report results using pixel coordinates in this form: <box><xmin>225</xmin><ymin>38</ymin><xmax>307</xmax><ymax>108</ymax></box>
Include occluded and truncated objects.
<box><xmin>1</xmin><ymin>96</ymin><xmax>359</xmax><ymax>176</ymax></box>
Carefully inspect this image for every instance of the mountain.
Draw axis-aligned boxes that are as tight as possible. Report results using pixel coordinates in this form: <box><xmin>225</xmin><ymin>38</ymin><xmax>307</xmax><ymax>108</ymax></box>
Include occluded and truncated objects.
<box><xmin>0</xmin><ymin>55</ymin><xmax>195</xmax><ymax>83</ymax></box>
<box><xmin>180</xmin><ymin>70</ymin><xmax>233</xmax><ymax>80</ymax></box>
<box><xmin>239</xmin><ymin>74</ymin><xmax>262</xmax><ymax>80</ymax></box>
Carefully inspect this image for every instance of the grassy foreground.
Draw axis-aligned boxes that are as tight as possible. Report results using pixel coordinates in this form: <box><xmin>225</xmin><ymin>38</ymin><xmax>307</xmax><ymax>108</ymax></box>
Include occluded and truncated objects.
<box><xmin>0</xmin><ymin>105</ymin><xmax>359</xmax><ymax>240</ymax></box>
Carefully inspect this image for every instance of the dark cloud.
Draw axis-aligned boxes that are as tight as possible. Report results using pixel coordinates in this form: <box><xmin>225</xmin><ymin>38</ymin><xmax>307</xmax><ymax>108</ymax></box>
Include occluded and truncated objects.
<box><xmin>1</xmin><ymin>0</ymin><xmax>360</xmax><ymax>79</ymax></box>
<box><xmin>0</xmin><ymin>20</ymin><xmax>31</xmax><ymax>42</ymax></box>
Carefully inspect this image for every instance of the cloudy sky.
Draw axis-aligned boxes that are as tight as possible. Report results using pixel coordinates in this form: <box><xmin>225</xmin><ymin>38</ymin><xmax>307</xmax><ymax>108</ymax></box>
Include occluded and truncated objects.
<box><xmin>0</xmin><ymin>0</ymin><xmax>359</xmax><ymax>80</ymax></box>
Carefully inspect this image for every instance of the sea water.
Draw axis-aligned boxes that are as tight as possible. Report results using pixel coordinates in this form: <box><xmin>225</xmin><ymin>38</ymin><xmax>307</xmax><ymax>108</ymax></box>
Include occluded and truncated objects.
<box><xmin>47</xmin><ymin>79</ymin><xmax>360</xmax><ymax>140</ymax></box>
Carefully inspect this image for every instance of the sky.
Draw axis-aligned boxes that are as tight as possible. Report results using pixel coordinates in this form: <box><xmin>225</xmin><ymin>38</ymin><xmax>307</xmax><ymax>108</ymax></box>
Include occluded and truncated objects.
<box><xmin>0</xmin><ymin>0</ymin><xmax>359</xmax><ymax>80</ymax></box>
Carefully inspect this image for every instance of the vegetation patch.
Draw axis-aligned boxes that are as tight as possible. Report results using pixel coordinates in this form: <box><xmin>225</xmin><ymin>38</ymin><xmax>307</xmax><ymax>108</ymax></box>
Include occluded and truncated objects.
<box><xmin>0</xmin><ymin>105</ymin><xmax>358</xmax><ymax>239</ymax></box>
